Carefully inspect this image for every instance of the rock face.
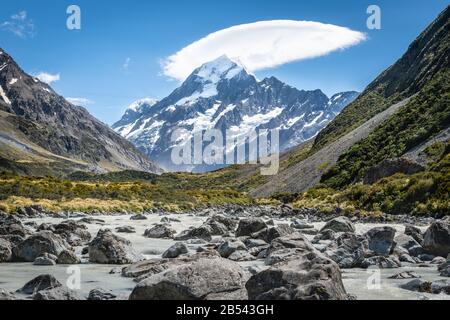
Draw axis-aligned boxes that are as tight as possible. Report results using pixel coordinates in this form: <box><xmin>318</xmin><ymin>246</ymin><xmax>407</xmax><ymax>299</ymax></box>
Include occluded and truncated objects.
<box><xmin>89</xmin><ymin>229</ymin><xmax>142</xmax><ymax>264</ymax></box>
<box><xmin>320</xmin><ymin>217</ymin><xmax>355</xmax><ymax>233</ymax></box>
<box><xmin>246</xmin><ymin>233</ymin><xmax>349</xmax><ymax>300</ymax></box>
<box><xmin>13</xmin><ymin>231</ymin><xmax>68</xmax><ymax>262</ymax></box>
<box><xmin>18</xmin><ymin>274</ymin><xmax>62</xmax><ymax>294</ymax></box>
<box><xmin>235</xmin><ymin>218</ymin><xmax>267</xmax><ymax>237</ymax></box>
<box><xmin>144</xmin><ymin>225</ymin><xmax>175</xmax><ymax>239</ymax></box>
<box><xmin>364</xmin><ymin>227</ymin><xmax>396</xmax><ymax>256</ymax></box>
<box><xmin>129</xmin><ymin>256</ymin><xmax>248</xmax><ymax>300</ymax></box>
<box><xmin>363</xmin><ymin>158</ymin><xmax>425</xmax><ymax>184</ymax></box>
<box><xmin>422</xmin><ymin>221</ymin><xmax>450</xmax><ymax>257</ymax></box>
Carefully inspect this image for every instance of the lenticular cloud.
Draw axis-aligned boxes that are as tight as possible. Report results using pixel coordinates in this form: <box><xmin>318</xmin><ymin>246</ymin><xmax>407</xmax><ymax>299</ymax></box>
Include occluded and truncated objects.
<box><xmin>163</xmin><ymin>20</ymin><xmax>367</xmax><ymax>81</ymax></box>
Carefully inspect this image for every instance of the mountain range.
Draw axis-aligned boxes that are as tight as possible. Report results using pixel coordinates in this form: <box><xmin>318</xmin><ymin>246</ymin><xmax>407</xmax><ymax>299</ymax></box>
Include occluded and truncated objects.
<box><xmin>0</xmin><ymin>49</ymin><xmax>161</xmax><ymax>175</ymax></box>
<box><xmin>113</xmin><ymin>56</ymin><xmax>358</xmax><ymax>172</ymax></box>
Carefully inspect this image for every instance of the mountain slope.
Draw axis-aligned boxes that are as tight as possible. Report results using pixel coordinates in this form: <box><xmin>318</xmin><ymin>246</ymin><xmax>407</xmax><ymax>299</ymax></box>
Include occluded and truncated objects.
<box><xmin>313</xmin><ymin>5</ymin><xmax>450</xmax><ymax>151</ymax></box>
<box><xmin>0</xmin><ymin>48</ymin><xmax>162</xmax><ymax>175</ymax></box>
<box><xmin>114</xmin><ymin>55</ymin><xmax>358</xmax><ymax>172</ymax></box>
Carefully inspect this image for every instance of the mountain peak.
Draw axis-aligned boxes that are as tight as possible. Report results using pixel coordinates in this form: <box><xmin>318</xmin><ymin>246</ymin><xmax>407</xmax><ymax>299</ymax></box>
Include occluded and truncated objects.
<box><xmin>127</xmin><ymin>98</ymin><xmax>159</xmax><ymax>112</ymax></box>
<box><xmin>193</xmin><ymin>55</ymin><xmax>248</xmax><ymax>83</ymax></box>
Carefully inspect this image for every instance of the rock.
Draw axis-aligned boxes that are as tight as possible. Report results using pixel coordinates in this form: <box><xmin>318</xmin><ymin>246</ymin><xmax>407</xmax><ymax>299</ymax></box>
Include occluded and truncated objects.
<box><xmin>0</xmin><ymin>238</ymin><xmax>12</xmax><ymax>262</ymax></box>
<box><xmin>33</xmin><ymin>287</ymin><xmax>81</xmax><ymax>300</ymax></box>
<box><xmin>227</xmin><ymin>250</ymin><xmax>256</xmax><ymax>262</ymax></box>
<box><xmin>408</xmin><ymin>245</ymin><xmax>425</xmax><ymax>257</ymax></box>
<box><xmin>313</xmin><ymin>229</ymin><xmax>336</xmax><ymax>242</ymax></box>
<box><xmin>363</xmin><ymin>158</ymin><xmax>424</xmax><ymax>184</ymax></box>
<box><xmin>47</xmin><ymin>220</ymin><xmax>91</xmax><ymax>246</ymax></box>
<box><xmin>57</xmin><ymin>250</ymin><xmax>80</xmax><ymax>264</ymax></box>
<box><xmin>0</xmin><ymin>216</ymin><xmax>29</xmax><ymax>237</ymax></box>
<box><xmin>388</xmin><ymin>271</ymin><xmax>420</xmax><ymax>279</ymax></box>
<box><xmin>324</xmin><ymin>233</ymin><xmax>366</xmax><ymax>268</ymax></box>
<box><xmin>129</xmin><ymin>256</ymin><xmax>247</xmax><ymax>300</ymax></box>
<box><xmin>235</xmin><ymin>218</ymin><xmax>267</xmax><ymax>237</ymax></box>
<box><xmin>88</xmin><ymin>288</ymin><xmax>117</xmax><ymax>300</ymax></box>
<box><xmin>399</xmin><ymin>254</ymin><xmax>417</xmax><ymax>264</ymax></box>
<box><xmin>290</xmin><ymin>220</ymin><xmax>314</xmax><ymax>230</ymax></box>
<box><xmin>204</xmin><ymin>215</ymin><xmax>237</xmax><ymax>236</ymax></box>
<box><xmin>162</xmin><ymin>242</ymin><xmax>188</xmax><ymax>258</ymax></box>
<box><xmin>160</xmin><ymin>216</ymin><xmax>181</xmax><ymax>223</ymax></box>
<box><xmin>246</xmin><ymin>234</ymin><xmax>349</xmax><ymax>300</ymax></box>
<box><xmin>440</xmin><ymin>266</ymin><xmax>450</xmax><ymax>277</ymax></box>
<box><xmin>430</xmin><ymin>280</ymin><xmax>450</xmax><ymax>294</ymax></box>
<box><xmin>0</xmin><ymin>289</ymin><xmax>19</xmax><ymax>300</ymax></box>
<box><xmin>320</xmin><ymin>216</ymin><xmax>355</xmax><ymax>233</ymax></box>
<box><xmin>360</xmin><ymin>256</ymin><xmax>401</xmax><ymax>269</ymax></box>
<box><xmin>400</xmin><ymin>279</ymin><xmax>432</xmax><ymax>293</ymax></box>
<box><xmin>251</xmin><ymin>225</ymin><xmax>295</xmax><ymax>243</ymax></box>
<box><xmin>418</xmin><ymin>253</ymin><xmax>435</xmax><ymax>261</ymax></box>
<box><xmin>115</xmin><ymin>226</ymin><xmax>136</xmax><ymax>233</ymax></box>
<box><xmin>405</xmin><ymin>224</ymin><xmax>423</xmax><ymax>243</ymax></box>
<box><xmin>130</xmin><ymin>213</ymin><xmax>147</xmax><ymax>220</ymax></box>
<box><xmin>78</xmin><ymin>217</ymin><xmax>105</xmax><ymax>225</ymax></box>
<box><xmin>89</xmin><ymin>229</ymin><xmax>143</xmax><ymax>264</ymax></box>
<box><xmin>174</xmin><ymin>226</ymin><xmax>212</xmax><ymax>242</ymax></box>
<box><xmin>244</xmin><ymin>238</ymin><xmax>267</xmax><ymax>249</ymax></box>
<box><xmin>33</xmin><ymin>255</ymin><xmax>56</xmax><ymax>266</ymax></box>
<box><xmin>81</xmin><ymin>246</ymin><xmax>89</xmax><ymax>255</ymax></box>
<box><xmin>218</xmin><ymin>239</ymin><xmax>246</xmax><ymax>258</ymax></box>
<box><xmin>0</xmin><ymin>234</ymin><xmax>25</xmax><ymax>246</ymax></box>
<box><xmin>422</xmin><ymin>221</ymin><xmax>450</xmax><ymax>257</ymax></box>
<box><xmin>431</xmin><ymin>256</ymin><xmax>446</xmax><ymax>265</ymax></box>
<box><xmin>144</xmin><ymin>224</ymin><xmax>175</xmax><ymax>239</ymax></box>
<box><xmin>18</xmin><ymin>274</ymin><xmax>62</xmax><ymax>294</ymax></box>
<box><xmin>13</xmin><ymin>231</ymin><xmax>69</xmax><ymax>262</ymax></box>
<box><xmin>363</xmin><ymin>227</ymin><xmax>396</xmax><ymax>256</ymax></box>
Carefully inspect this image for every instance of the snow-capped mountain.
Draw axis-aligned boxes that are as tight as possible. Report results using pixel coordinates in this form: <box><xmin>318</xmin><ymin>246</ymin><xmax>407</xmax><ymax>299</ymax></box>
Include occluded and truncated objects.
<box><xmin>113</xmin><ymin>98</ymin><xmax>159</xmax><ymax>137</ymax></box>
<box><xmin>113</xmin><ymin>55</ymin><xmax>359</xmax><ymax>172</ymax></box>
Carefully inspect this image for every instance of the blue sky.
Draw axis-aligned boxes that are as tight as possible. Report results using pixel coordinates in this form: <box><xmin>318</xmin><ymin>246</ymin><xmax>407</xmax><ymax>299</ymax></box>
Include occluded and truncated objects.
<box><xmin>1</xmin><ymin>0</ymin><xmax>448</xmax><ymax>124</ymax></box>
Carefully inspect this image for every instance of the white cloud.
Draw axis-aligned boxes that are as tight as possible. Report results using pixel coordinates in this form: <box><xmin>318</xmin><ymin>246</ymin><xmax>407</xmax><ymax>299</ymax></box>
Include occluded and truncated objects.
<box><xmin>122</xmin><ymin>57</ymin><xmax>131</xmax><ymax>70</ymax></box>
<box><xmin>35</xmin><ymin>72</ymin><xmax>60</xmax><ymax>84</ymax></box>
<box><xmin>163</xmin><ymin>20</ymin><xmax>366</xmax><ymax>81</ymax></box>
<box><xmin>0</xmin><ymin>11</ymin><xmax>36</xmax><ymax>38</ymax></box>
<box><xmin>66</xmin><ymin>97</ymin><xmax>94</xmax><ymax>106</ymax></box>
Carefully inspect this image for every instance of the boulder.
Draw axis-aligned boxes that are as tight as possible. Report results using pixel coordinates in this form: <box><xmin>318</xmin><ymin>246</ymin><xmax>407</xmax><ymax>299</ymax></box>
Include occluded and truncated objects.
<box><xmin>218</xmin><ymin>239</ymin><xmax>246</xmax><ymax>258</ymax></box>
<box><xmin>88</xmin><ymin>288</ymin><xmax>117</xmax><ymax>300</ymax></box>
<box><xmin>18</xmin><ymin>274</ymin><xmax>62</xmax><ymax>294</ymax></box>
<box><xmin>400</xmin><ymin>279</ymin><xmax>432</xmax><ymax>293</ymax></box>
<box><xmin>320</xmin><ymin>216</ymin><xmax>355</xmax><ymax>233</ymax></box>
<box><xmin>89</xmin><ymin>229</ymin><xmax>143</xmax><ymax>264</ymax></box>
<box><xmin>422</xmin><ymin>221</ymin><xmax>450</xmax><ymax>257</ymax></box>
<box><xmin>204</xmin><ymin>215</ymin><xmax>237</xmax><ymax>235</ymax></box>
<box><xmin>290</xmin><ymin>220</ymin><xmax>315</xmax><ymax>230</ymax></box>
<box><xmin>0</xmin><ymin>238</ymin><xmax>12</xmax><ymax>262</ymax></box>
<box><xmin>115</xmin><ymin>226</ymin><xmax>136</xmax><ymax>233</ymax></box>
<box><xmin>33</xmin><ymin>255</ymin><xmax>56</xmax><ymax>266</ymax></box>
<box><xmin>246</xmin><ymin>233</ymin><xmax>349</xmax><ymax>300</ymax></box>
<box><xmin>363</xmin><ymin>158</ymin><xmax>424</xmax><ymax>184</ymax></box>
<box><xmin>57</xmin><ymin>249</ymin><xmax>80</xmax><ymax>264</ymax></box>
<box><xmin>144</xmin><ymin>224</ymin><xmax>175</xmax><ymax>239</ymax></box>
<box><xmin>405</xmin><ymin>224</ymin><xmax>424</xmax><ymax>243</ymax></box>
<box><xmin>174</xmin><ymin>226</ymin><xmax>212</xmax><ymax>242</ymax></box>
<box><xmin>0</xmin><ymin>216</ymin><xmax>29</xmax><ymax>237</ymax></box>
<box><xmin>228</xmin><ymin>250</ymin><xmax>256</xmax><ymax>262</ymax></box>
<box><xmin>363</xmin><ymin>227</ymin><xmax>396</xmax><ymax>256</ymax></box>
<box><xmin>162</xmin><ymin>242</ymin><xmax>188</xmax><ymax>259</ymax></box>
<box><xmin>0</xmin><ymin>289</ymin><xmax>19</xmax><ymax>300</ymax></box>
<box><xmin>33</xmin><ymin>287</ymin><xmax>81</xmax><ymax>300</ymax></box>
<box><xmin>13</xmin><ymin>231</ymin><xmax>69</xmax><ymax>262</ymax></box>
<box><xmin>323</xmin><ymin>233</ymin><xmax>366</xmax><ymax>268</ymax></box>
<box><xmin>251</xmin><ymin>225</ymin><xmax>295</xmax><ymax>243</ymax></box>
<box><xmin>360</xmin><ymin>256</ymin><xmax>401</xmax><ymax>269</ymax></box>
<box><xmin>235</xmin><ymin>218</ymin><xmax>267</xmax><ymax>237</ymax></box>
<box><xmin>388</xmin><ymin>271</ymin><xmax>420</xmax><ymax>279</ymax></box>
<box><xmin>129</xmin><ymin>257</ymin><xmax>248</xmax><ymax>300</ymax></box>
<box><xmin>130</xmin><ymin>213</ymin><xmax>147</xmax><ymax>220</ymax></box>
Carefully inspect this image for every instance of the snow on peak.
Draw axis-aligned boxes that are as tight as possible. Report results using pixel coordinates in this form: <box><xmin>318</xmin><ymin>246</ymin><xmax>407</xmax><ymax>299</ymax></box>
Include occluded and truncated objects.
<box><xmin>128</xmin><ymin>98</ymin><xmax>159</xmax><ymax>112</ymax></box>
<box><xmin>195</xmin><ymin>55</ymin><xmax>246</xmax><ymax>82</ymax></box>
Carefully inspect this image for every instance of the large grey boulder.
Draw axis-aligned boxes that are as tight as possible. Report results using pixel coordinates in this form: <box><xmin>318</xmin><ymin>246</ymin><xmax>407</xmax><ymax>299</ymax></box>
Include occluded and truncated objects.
<box><xmin>363</xmin><ymin>227</ymin><xmax>396</xmax><ymax>256</ymax></box>
<box><xmin>235</xmin><ymin>218</ymin><xmax>267</xmax><ymax>237</ymax></box>
<box><xmin>18</xmin><ymin>274</ymin><xmax>62</xmax><ymax>294</ymax></box>
<box><xmin>422</xmin><ymin>221</ymin><xmax>450</xmax><ymax>257</ymax></box>
<box><xmin>129</xmin><ymin>256</ymin><xmax>248</xmax><ymax>300</ymax></box>
<box><xmin>320</xmin><ymin>217</ymin><xmax>355</xmax><ymax>233</ymax></box>
<box><xmin>144</xmin><ymin>224</ymin><xmax>175</xmax><ymax>239</ymax></box>
<box><xmin>0</xmin><ymin>216</ymin><xmax>29</xmax><ymax>238</ymax></box>
<box><xmin>0</xmin><ymin>238</ymin><xmax>12</xmax><ymax>262</ymax></box>
<box><xmin>51</xmin><ymin>220</ymin><xmax>91</xmax><ymax>246</ymax></box>
<box><xmin>89</xmin><ymin>229</ymin><xmax>143</xmax><ymax>264</ymax></box>
<box><xmin>251</xmin><ymin>225</ymin><xmax>295</xmax><ymax>243</ymax></box>
<box><xmin>174</xmin><ymin>225</ymin><xmax>212</xmax><ymax>242</ymax></box>
<box><xmin>204</xmin><ymin>215</ymin><xmax>237</xmax><ymax>235</ymax></box>
<box><xmin>405</xmin><ymin>224</ymin><xmax>423</xmax><ymax>243</ymax></box>
<box><xmin>360</xmin><ymin>256</ymin><xmax>401</xmax><ymax>269</ymax></box>
<box><xmin>218</xmin><ymin>239</ymin><xmax>246</xmax><ymax>258</ymax></box>
<box><xmin>33</xmin><ymin>287</ymin><xmax>81</xmax><ymax>300</ymax></box>
<box><xmin>13</xmin><ymin>231</ymin><xmax>69</xmax><ymax>262</ymax></box>
<box><xmin>324</xmin><ymin>233</ymin><xmax>366</xmax><ymax>268</ymax></box>
<box><xmin>247</xmin><ymin>233</ymin><xmax>349</xmax><ymax>300</ymax></box>
<box><xmin>57</xmin><ymin>249</ymin><xmax>80</xmax><ymax>264</ymax></box>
